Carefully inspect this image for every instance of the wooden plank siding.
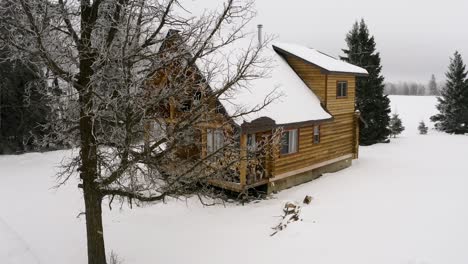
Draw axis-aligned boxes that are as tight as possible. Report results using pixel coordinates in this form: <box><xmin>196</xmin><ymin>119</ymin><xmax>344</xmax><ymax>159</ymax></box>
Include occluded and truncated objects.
<box><xmin>150</xmin><ymin>33</ymin><xmax>362</xmax><ymax>191</ymax></box>
<box><xmin>326</xmin><ymin>74</ymin><xmax>356</xmax><ymax>115</ymax></box>
<box><xmin>283</xmin><ymin>55</ymin><xmax>327</xmax><ymax>103</ymax></box>
<box><xmin>273</xmin><ymin>113</ymin><xmax>355</xmax><ymax>175</ymax></box>
<box><xmin>272</xmin><ymin>55</ymin><xmax>359</xmax><ymax>177</ymax></box>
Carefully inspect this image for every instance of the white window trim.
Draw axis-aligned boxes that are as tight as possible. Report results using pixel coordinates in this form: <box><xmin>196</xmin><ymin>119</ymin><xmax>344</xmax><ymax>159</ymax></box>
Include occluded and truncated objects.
<box><xmin>281</xmin><ymin>129</ymin><xmax>299</xmax><ymax>155</ymax></box>
<box><xmin>313</xmin><ymin>126</ymin><xmax>320</xmax><ymax>144</ymax></box>
<box><xmin>247</xmin><ymin>133</ymin><xmax>256</xmax><ymax>152</ymax></box>
<box><xmin>207</xmin><ymin>129</ymin><xmax>224</xmax><ymax>154</ymax></box>
<box><xmin>337</xmin><ymin>81</ymin><xmax>348</xmax><ymax>98</ymax></box>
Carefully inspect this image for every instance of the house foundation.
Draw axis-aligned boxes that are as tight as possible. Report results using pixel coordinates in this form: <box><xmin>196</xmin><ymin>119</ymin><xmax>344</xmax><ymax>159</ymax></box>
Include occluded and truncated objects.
<box><xmin>266</xmin><ymin>157</ymin><xmax>352</xmax><ymax>194</ymax></box>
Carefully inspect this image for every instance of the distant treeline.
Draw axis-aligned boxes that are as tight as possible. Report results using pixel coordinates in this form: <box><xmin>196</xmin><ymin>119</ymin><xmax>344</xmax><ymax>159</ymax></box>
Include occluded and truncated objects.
<box><xmin>384</xmin><ymin>74</ymin><xmax>442</xmax><ymax>96</ymax></box>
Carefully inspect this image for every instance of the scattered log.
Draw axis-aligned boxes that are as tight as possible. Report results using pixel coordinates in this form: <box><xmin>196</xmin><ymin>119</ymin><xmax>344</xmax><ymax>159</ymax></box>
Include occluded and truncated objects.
<box><xmin>271</xmin><ymin>202</ymin><xmax>302</xmax><ymax>236</ymax></box>
<box><xmin>303</xmin><ymin>195</ymin><xmax>313</xmax><ymax>205</ymax></box>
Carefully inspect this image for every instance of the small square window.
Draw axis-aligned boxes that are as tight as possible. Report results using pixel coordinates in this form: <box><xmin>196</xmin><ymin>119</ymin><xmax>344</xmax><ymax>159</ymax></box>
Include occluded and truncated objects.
<box><xmin>337</xmin><ymin>81</ymin><xmax>348</xmax><ymax>98</ymax></box>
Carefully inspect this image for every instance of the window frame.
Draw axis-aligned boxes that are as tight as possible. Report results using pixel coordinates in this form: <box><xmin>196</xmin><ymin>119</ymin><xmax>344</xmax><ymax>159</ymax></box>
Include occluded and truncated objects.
<box><xmin>280</xmin><ymin>128</ymin><xmax>299</xmax><ymax>156</ymax></box>
<box><xmin>206</xmin><ymin>128</ymin><xmax>225</xmax><ymax>155</ymax></box>
<box><xmin>247</xmin><ymin>133</ymin><xmax>256</xmax><ymax>153</ymax></box>
<box><xmin>313</xmin><ymin>125</ymin><xmax>321</xmax><ymax>144</ymax></box>
<box><xmin>336</xmin><ymin>81</ymin><xmax>348</xmax><ymax>99</ymax></box>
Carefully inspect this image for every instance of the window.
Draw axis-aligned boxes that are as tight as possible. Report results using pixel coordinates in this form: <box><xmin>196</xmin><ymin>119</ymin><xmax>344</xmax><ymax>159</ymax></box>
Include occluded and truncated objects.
<box><xmin>181</xmin><ymin>100</ymin><xmax>191</xmax><ymax>112</ymax></box>
<box><xmin>193</xmin><ymin>91</ymin><xmax>202</xmax><ymax>106</ymax></box>
<box><xmin>247</xmin><ymin>133</ymin><xmax>256</xmax><ymax>152</ymax></box>
<box><xmin>179</xmin><ymin>128</ymin><xmax>195</xmax><ymax>145</ymax></box>
<box><xmin>207</xmin><ymin>129</ymin><xmax>224</xmax><ymax>154</ymax></box>
<box><xmin>313</xmin><ymin>126</ymin><xmax>320</xmax><ymax>144</ymax></box>
<box><xmin>337</xmin><ymin>81</ymin><xmax>348</xmax><ymax>98</ymax></box>
<box><xmin>281</xmin><ymin>129</ymin><xmax>298</xmax><ymax>155</ymax></box>
<box><xmin>181</xmin><ymin>91</ymin><xmax>202</xmax><ymax>112</ymax></box>
<box><xmin>246</xmin><ymin>133</ymin><xmax>257</xmax><ymax>160</ymax></box>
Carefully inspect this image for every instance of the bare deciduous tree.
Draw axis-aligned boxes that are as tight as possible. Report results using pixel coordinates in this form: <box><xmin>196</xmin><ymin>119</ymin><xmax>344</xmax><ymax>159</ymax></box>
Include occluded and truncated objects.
<box><xmin>0</xmin><ymin>0</ymin><xmax>278</xmax><ymax>263</ymax></box>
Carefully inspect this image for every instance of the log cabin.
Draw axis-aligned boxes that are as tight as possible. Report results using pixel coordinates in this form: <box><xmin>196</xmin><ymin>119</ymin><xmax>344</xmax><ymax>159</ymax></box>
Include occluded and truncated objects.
<box><xmin>149</xmin><ymin>29</ymin><xmax>368</xmax><ymax>194</ymax></box>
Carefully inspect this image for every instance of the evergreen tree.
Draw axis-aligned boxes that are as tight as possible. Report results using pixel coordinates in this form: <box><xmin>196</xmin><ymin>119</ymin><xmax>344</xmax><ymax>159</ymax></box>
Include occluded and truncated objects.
<box><xmin>341</xmin><ymin>19</ymin><xmax>391</xmax><ymax>145</ymax></box>
<box><xmin>410</xmin><ymin>83</ymin><xmax>418</xmax><ymax>95</ymax></box>
<box><xmin>418</xmin><ymin>121</ymin><xmax>428</xmax><ymax>135</ymax></box>
<box><xmin>402</xmin><ymin>83</ymin><xmax>410</xmax><ymax>95</ymax></box>
<box><xmin>0</xmin><ymin>49</ymin><xmax>51</xmax><ymax>153</ymax></box>
<box><xmin>430</xmin><ymin>51</ymin><xmax>468</xmax><ymax>134</ymax></box>
<box><xmin>428</xmin><ymin>74</ymin><xmax>439</xmax><ymax>95</ymax></box>
<box><xmin>389</xmin><ymin>113</ymin><xmax>405</xmax><ymax>138</ymax></box>
<box><xmin>417</xmin><ymin>84</ymin><xmax>426</xmax><ymax>96</ymax></box>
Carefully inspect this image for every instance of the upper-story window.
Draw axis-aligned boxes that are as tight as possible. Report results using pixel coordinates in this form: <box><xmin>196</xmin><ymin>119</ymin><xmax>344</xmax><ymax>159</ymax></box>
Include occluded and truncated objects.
<box><xmin>281</xmin><ymin>129</ymin><xmax>298</xmax><ymax>155</ymax></box>
<box><xmin>193</xmin><ymin>91</ymin><xmax>202</xmax><ymax>106</ymax></box>
<box><xmin>337</xmin><ymin>81</ymin><xmax>348</xmax><ymax>98</ymax></box>
<box><xmin>181</xmin><ymin>91</ymin><xmax>203</xmax><ymax>112</ymax></box>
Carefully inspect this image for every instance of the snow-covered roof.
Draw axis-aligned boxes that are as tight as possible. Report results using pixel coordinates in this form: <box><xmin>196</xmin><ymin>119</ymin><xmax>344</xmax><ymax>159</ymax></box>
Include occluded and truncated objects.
<box><xmin>162</xmin><ymin>32</ymin><xmax>348</xmax><ymax>127</ymax></box>
<box><xmin>217</xmin><ymin>46</ymin><xmax>332</xmax><ymax>126</ymax></box>
<box><xmin>273</xmin><ymin>43</ymin><xmax>368</xmax><ymax>76</ymax></box>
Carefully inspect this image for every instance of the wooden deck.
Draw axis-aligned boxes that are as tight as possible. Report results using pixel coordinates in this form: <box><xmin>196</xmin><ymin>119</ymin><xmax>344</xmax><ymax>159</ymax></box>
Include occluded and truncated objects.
<box><xmin>208</xmin><ymin>178</ymin><xmax>269</xmax><ymax>192</ymax></box>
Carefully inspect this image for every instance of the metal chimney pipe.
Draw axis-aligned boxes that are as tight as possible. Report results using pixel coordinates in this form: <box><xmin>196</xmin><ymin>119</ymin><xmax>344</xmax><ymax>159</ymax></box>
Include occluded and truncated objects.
<box><xmin>257</xmin><ymin>24</ymin><xmax>263</xmax><ymax>48</ymax></box>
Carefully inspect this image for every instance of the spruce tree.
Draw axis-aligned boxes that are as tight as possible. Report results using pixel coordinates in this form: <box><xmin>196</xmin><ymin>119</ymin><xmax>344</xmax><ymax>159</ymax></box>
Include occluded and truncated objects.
<box><xmin>0</xmin><ymin>49</ymin><xmax>51</xmax><ymax>153</ymax></box>
<box><xmin>410</xmin><ymin>83</ymin><xmax>418</xmax><ymax>95</ymax></box>
<box><xmin>389</xmin><ymin>113</ymin><xmax>405</xmax><ymax>138</ymax></box>
<box><xmin>402</xmin><ymin>83</ymin><xmax>410</xmax><ymax>95</ymax></box>
<box><xmin>430</xmin><ymin>51</ymin><xmax>468</xmax><ymax>134</ymax></box>
<box><xmin>341</xmin><ymin>19</ymin><xmax>391</xmax><ymax>145</ymax></box>
<box><xmin>428</xmin><ymin>74</ymin><xmax>439</xmax><ymax>95</ymax></box>
<box><xmin>418</xmin><ymin>121</ymin><xmax>428</xmax><ymax>135</ymax></box>
<box><xmin>418</xmin><ymin>84</ymin><xmax>426</xmax><ymax>96</ymax></box>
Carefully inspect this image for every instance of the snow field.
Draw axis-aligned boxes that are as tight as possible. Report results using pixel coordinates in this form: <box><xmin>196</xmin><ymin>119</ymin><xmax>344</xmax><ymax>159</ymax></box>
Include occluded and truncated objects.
<box><xmin>1</xmin><ymin>96</ymin><xmax>468</xmax><ymax>264</ymax></box>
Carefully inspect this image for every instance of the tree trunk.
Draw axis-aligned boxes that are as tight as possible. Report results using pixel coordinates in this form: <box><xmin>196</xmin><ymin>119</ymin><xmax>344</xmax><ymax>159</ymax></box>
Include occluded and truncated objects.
<box><xmin>80</xmin><ymin>90</ymin><xmax>107</xmax><ymax>264</ymax></box>
<box><xmin>83</xmin><ymin>181</ymin><xmax>107</xmax><ymax>264</ymax></box>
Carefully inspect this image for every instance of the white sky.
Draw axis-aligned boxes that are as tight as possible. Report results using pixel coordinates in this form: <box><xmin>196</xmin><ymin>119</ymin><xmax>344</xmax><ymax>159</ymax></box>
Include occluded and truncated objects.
<box><xmin>190</xmin><ymin>0</ymin><xmax>468</xmax><ymax>83</ymax></box>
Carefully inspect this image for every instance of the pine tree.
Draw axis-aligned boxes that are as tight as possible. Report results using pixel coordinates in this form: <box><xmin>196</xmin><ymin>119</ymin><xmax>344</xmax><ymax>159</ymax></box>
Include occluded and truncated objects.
<box><xmin>402</xmin><ymin>83</ymin><xmax>410</xmax><ymax>95</ymax></box>
<box><xmin>0</xmin><ymin>49</ymin><xmax>51</xmax><ymax>154</ymax></box>
<box><xmin>418</xmin><ymin>84</ymin><xmax>426</xmax><ymax>96</ymax></box>
<box><xmin>389</xmin><ymin>113</ymin><xmax>405</xmax><ymax>138</ymax></box>
<box><xmin>410</xmin><ymin>83</ymin><xmax>418</xmax><ymax>95</ymax></box>
<box><xmin>341</xmin><ymin>19</ymin><xmax>391</xmax><ymax>145</ymax></box>
<box><xmin>430</xmin><ymin>51</ymin><xmax>468</xmax><ymax>134</ymax></box>
<box><xmin>418</xmin><ymin>121</ymin><xmax>428</xmax><ymax>135</ymax></box>
<box><xmin>428</xmin><ymin>74</ymin><xmax>439</xmax><ymax>95</ymax></box>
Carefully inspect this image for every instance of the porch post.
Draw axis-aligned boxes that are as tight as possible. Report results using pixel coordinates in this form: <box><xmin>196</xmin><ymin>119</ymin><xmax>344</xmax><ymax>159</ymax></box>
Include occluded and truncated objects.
<box><xmin>239</xmin><ymin>133</ymin><xmax>247</xmax><ymax>187</ymax></box>
<box><xmin>201</xmin><ymin>128</ymin><xmax>207</xmax><ymax>159</ymax></box>
<box><xmin>353</xmin><ymin>111</ymin><xmax>360</xmax><ymax>159</ymax></box>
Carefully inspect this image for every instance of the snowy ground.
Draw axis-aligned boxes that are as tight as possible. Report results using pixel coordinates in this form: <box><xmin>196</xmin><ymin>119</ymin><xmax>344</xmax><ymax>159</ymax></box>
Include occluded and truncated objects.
<box><xmin>2</xmin><ymin>95</ymin><xmax>468</xmax><ymax>264</ymax></box>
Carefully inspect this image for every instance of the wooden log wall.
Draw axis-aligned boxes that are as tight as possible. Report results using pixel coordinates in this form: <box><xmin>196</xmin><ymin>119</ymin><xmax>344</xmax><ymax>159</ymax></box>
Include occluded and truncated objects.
<box><xmin>273</xmin><ymin>55</ymin><xmax>359</xmax><ymax>176</ymax></box>
<box><xmin>326</xmin><ymin>74</ymin><xmax>356</xmax><ymax>115</ymax></box>
<box><xmin>283</xmin><ymin>56</ymin><xmax>326</xmax><ymax>103</ymax></box>
<box><xmin>273</xmin><ymin>113</ymin><xmax>355</xmax><ymax>175</ymax></box>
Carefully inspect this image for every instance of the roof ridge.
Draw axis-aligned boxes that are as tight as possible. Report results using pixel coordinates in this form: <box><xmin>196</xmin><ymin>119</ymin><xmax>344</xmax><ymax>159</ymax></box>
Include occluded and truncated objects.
<box><xmin>315</xmin><ymin>49</ymin><xmax>338</xmax><ymax>60</ymax></box>
<box><xmin>272</xmin><ymin>42</ymin><xmax>368</xmax><ymax>76</ymax></box>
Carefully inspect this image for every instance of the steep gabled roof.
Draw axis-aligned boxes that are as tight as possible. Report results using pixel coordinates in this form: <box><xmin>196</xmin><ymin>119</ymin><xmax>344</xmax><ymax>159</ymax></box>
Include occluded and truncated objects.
<box><xmin>273</xmin><ymin>43</ymin><xmax>368</xmax><ymax>76</ymax></box>
<box><xmin>216</xmin><ymin>46</ymin><xmax>332</xmax><ymax>126</ymax></box>
<box><xmin>155</xmin><ymin>31</ymin><xmax>359</xmax><ymax>128</ymax></box>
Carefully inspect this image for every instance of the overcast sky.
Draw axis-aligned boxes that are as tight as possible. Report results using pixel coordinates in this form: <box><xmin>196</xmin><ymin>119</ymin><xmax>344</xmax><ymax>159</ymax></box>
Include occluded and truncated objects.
<box><xmin>193</xmin><ymin>0</ymin><xmax>468</xmax><ymax>83</ymax></box>
<box><xmin>249</xmin><ymin>0</ymin><xmax>468</xmax><ymax>83</ymax></box>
